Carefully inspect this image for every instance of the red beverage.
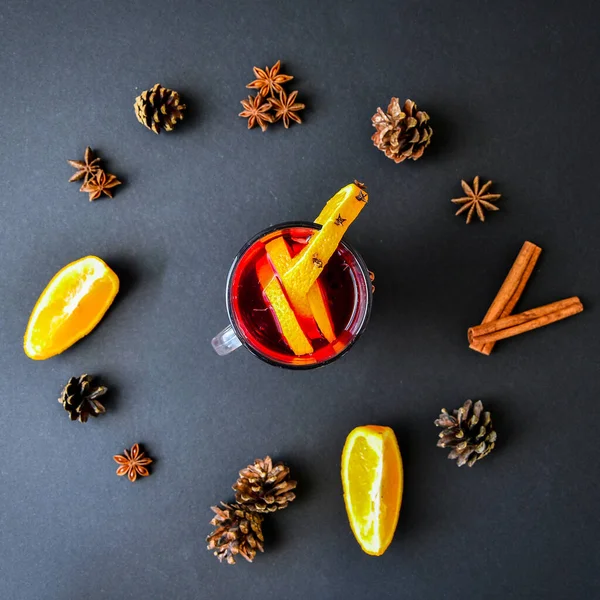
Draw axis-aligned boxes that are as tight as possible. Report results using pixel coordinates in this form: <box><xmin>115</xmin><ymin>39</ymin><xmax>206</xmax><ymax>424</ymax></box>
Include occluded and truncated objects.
<box><xmin>227</xmin><ymin>223</ymin><xmax>372</xmax><ymax>368</ymax></box>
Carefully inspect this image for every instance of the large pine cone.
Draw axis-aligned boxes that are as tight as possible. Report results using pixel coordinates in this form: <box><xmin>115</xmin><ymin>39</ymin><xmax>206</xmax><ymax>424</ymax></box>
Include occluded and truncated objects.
<box><xmin>435</xmin><ymin>399</ymin><xmax>497</xmax><ymax>467</ymax></box>
<box><xmin>59</xmin><ymin>374</ymin><xmax>107</xmax><ymax>423</ymax></box>
<box><xmin>233</xmin><ymin>456</ymin><xmax>297</xmax><ymax>513</ymax></box>
<box><xmin>134</xmin><ymin>83</ymin><xmax>186</xmax><ymax>134</ymax></box>
<box><xmin>371</xmin><ymin>98</ymin><xmax>432</xmax><ymax>163</ymax></box>
<box><xmin>207</xmin><ymin>503</ymin><xmax>265</xmax><ymax>565</ymax></box>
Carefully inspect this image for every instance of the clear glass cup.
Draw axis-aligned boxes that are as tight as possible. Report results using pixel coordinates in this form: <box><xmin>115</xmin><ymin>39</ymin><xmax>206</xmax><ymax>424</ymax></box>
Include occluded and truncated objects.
<box><xmin>211</xmin><ymin>221</ymin><xmax>373</xmax><ymax>369</ymax></box>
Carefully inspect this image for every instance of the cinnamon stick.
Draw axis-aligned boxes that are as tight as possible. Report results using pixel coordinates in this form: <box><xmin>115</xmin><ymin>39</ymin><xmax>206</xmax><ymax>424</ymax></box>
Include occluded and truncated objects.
<box><xmin>468</xmin><ymin>297</ymin><xmax>583</xmax><ymax>345</ymax></box>
<box><xmin>470</xmin><ymin>241</ymin><xmax>542</xmax><ymax>355</ymax></box>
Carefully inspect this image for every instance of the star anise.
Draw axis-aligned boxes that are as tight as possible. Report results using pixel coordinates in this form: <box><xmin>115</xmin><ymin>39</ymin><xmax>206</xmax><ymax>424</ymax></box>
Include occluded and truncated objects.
<box><xmin>113</xmin><ymin>443</ymin><xmax>153</xmax><ymax>482</ymax></box>
<box><xmin>451</xmin><ymin>176</ymin><xmax>501</xmax><ymax>224</ymax></box>
<box><xmin>67</xmin><ymin>147</ymin><xmax>101</xmax><ymax>183</ymax></box>
<box><xmin>246</xmin><ymin>60</ymin><xmax>293</xmax><ymax>97</ymax></box>
<box><xmin>239</xmin><ymin>95</ymin><xmax>273</xmax><ymax>132</ymax></box>
<box><xmin>80</xmin><ymin>170</ymin><xmax>122</xmax><ymax>201</ymax></box>
<box><xmin>269</xmin><ymin>90</ymin><xmax>305</xmax><ymax>129</ymax></box>
<box><xmin>334</xmin><ymin>214</ymin><xmax>346</xmax><ymax>226</ymax></box>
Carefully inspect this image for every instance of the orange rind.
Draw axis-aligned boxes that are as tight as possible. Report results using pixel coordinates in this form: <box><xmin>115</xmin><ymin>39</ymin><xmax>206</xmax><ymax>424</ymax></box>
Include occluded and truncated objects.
<box><xmin>307</xmin><ymin>280</ymin><xmax>335</xmax><ymax>343</ymax></box>
<box><xmin>282</xmin><ymin>183</ymin><xmax>368</xmax><ymax>311</ymax></box>
<box><xmin>255</xmin><ymin>182</ymin><xmax>368</xmax><ymax>356</ymax></box>
<box><xmin>265</xmin><ymin>236</ymin><xmax>336</xmax><ymax>343</ymax></box>
<box><xmin>256</xmin><ymin>255</ymin><xmax>313</xmax><ymax>356</ymax></box>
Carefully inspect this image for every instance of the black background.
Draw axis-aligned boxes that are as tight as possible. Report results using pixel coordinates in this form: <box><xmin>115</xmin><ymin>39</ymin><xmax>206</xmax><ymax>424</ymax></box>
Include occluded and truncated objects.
<box><xmin>1</xmin><ymin>1</ymin><xmax>599</xmax><ymax>599</ymax></box>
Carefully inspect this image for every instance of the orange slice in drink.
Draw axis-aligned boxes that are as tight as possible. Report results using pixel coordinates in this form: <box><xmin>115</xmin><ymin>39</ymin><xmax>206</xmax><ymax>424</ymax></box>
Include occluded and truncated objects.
<box><xmin>265</xmin><ymin>236</ymin><xmax>335</xmax><ymax>343</ymax></box>
<box><xmin>24</xmin><ymin>256</ymin><xmax>119</xmax><ymax>360</ymax></box>
<box><xmin>341</xmin><ymin>425</ymin><xmax>403</xmax><ymax>556</ymax></box>
<box><xmin>282</xmin><ymin>182</ymin><xmax>368</xmax><ymax>311</ymax></box>
<box><xmin>255</xmin><ymin>255</ymin><xmax>313</xmax><ymax>356</ymax></box>
<box><xmin>307</xmin><ymin>281</ymin><xmax>335</xmax><ymax>342</ymax></box>
<box><xmin>253</xmin><ymin>182</ymin><xmax>368</xmax><ymax>357</ymax></box>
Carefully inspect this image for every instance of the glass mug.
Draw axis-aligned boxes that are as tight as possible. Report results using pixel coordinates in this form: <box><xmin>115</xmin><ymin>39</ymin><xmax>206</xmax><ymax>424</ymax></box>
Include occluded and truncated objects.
<box><xmin>211</xmin><ymin>221</ymin><xmax>373</xmax><ymax>369</ymax></box>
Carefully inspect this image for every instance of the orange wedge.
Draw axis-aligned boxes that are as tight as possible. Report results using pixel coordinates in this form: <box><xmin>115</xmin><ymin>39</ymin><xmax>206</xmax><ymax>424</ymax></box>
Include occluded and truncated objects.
<box><xmin>255</xmin><ymin>255</ymin><xmax>313</xmax><ymax>356</ymax></box>
<box><xmin>282</xmin><ymin>183</ymin><xmax>368</xmax><ymax>310</ymax></box>
<box><xmin>265</xmin><ymin>237</ymin><xmax>335</xmax><ymax>343</ymax></box>
<box><xmin>24</xmin><ymin>256</ymin><xmax>119</xmax><ymax>360</ymax></box>
<box><xmin>341</xmin><ymin>425</ymin><xmax>403</xmax><ymax>556</ymax></box>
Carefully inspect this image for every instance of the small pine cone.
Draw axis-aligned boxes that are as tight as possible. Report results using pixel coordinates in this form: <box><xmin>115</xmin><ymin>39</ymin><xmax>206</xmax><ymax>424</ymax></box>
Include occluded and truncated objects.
<box><xmin>59</xmin><ymin>374</ymin><xmax>107</xmax><ymax>423</ymax></box>
<box><xmin>371</xmin><ymin>98</ymin><xmax>432</xmax><ymax>163</ymax></box>
<box><xmin>435</xmin><ymin>400</ymin><xmax>497</xmax><ymax>467</ymax></box>
<box><xmin>134</xmin><ymin>83</ymin><xmax>186</xmax><ymax>134</ymax></box>
<box><xmin>206</xmin><ymin>502</ymin><xmax>265</xmax><ymax>565</ymax></box>
<box><xmin>233</xmin><ymin>456</ymin><xmax>297</xmax><ymax>513</ymax></box>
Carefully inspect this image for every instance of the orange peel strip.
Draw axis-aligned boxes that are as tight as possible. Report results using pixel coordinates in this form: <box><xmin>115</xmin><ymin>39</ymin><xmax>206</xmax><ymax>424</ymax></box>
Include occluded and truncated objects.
<box><xmin>255</xmin><ymin>255</ymin><xmax>313</xmax><ymax>356</ymax></box>
<box><xmin>307</xmin><ymin>280</ymin><xmax>335</xmax><ymax>342</ymax></box>
<box><xmin>265</xmin><ymin>237</ymin><xmax>336</xmax><ymax>343</ymax></box>
<box><xmin>314</xmin><ymin>181</ymin><xmax>368</xmax><ymax>226</ymax></box>
<box><xmin>282</xmin><ymin>182</ymin><xmax>368</xmax><ymax>309</ymax></box>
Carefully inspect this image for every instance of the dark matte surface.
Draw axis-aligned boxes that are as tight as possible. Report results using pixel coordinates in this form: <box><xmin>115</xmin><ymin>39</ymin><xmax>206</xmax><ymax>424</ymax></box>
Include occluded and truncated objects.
<box><xmin>1</xmin><ymin>1</ymin><xmax>599</xmax><ymax>598</ymax></box>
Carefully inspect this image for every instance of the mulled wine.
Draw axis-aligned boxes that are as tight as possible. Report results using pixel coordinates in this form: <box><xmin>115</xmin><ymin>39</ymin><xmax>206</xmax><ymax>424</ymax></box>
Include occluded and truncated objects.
<box><xmin>227</xmin><ymin>223</ymin><xmax>371</xmax><ymax>368</ymax></box>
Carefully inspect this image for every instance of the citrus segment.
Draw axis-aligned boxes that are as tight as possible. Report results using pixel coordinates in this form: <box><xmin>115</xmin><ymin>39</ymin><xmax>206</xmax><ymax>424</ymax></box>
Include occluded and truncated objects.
<box><xmin>24</xmin><ymin>256</ymin><xmax>119</xmax><ymax>360</ymax></box>
<box><xmin>341</xmin><ymin>425</ymin><xmax>403</xmax><ymax>556</ymax></box>
<box><xmin>265</xmin><ymin>237</ymin><xmax>336</xmax><ymax>343</ymax></box>
<box><xmin>282</xmin><ymin>183</ymin><xmax>368</xmax><ymax>308</ymax></box>
<box><xmin>255</xmin><ymin>256</ymin><xmax>313</xmax><ymax>356</ymax></box>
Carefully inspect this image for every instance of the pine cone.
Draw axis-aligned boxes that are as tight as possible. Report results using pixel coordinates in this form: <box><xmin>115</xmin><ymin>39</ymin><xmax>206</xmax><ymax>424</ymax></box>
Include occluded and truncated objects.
<box><xmin>134</xmin><ymin>83</ymin><xmax>186</xmax><ymax>134</ymax></box>
<box><xmin>435</xmin><ymin>400</ymin><xmax>497</xmax><ymax>467</ymax></box>
<box><xmin>58</xmin><ymin>374</ymin><xmax>107</xmax><ymax>423</ymax></box>
<box><xmin>233</xmin><ymin>456</ymin><xmax>297</xmax><ymax>513</ymax></box>
<box><xmin>207</xmin><ymin>502</ymin><xmax>265</xmax><ymax>565</ymax></box>
<box><xmin>371</xmin><ymin>98</ymin><xmax>432</xmax><ymax>163</ymax></box>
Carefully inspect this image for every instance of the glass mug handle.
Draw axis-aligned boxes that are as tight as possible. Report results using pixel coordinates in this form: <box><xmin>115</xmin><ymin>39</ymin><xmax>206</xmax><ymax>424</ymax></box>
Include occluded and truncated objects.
<box><xmin>211</xmin><ymin>325</ymin><xmax>242</xmax><ymax>356</ymax></box>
